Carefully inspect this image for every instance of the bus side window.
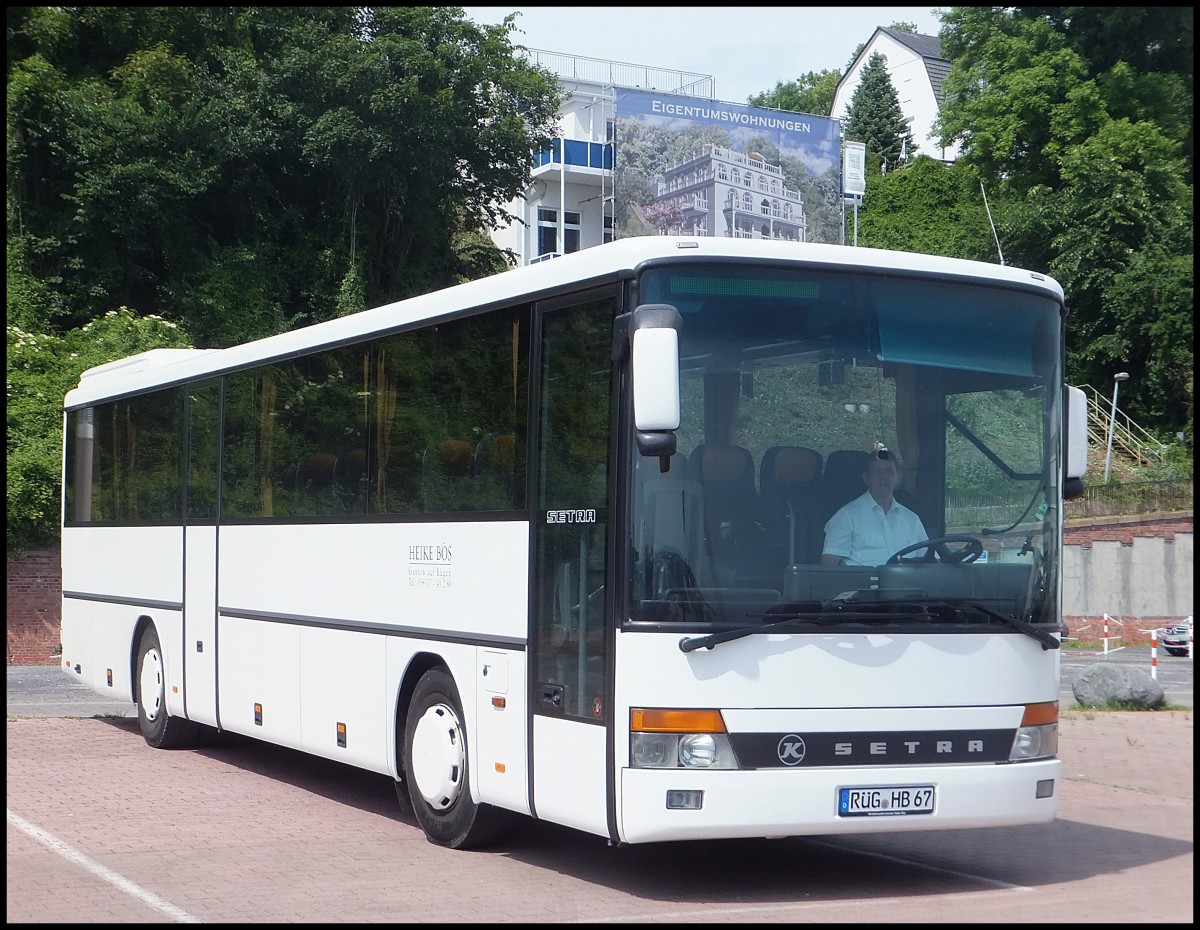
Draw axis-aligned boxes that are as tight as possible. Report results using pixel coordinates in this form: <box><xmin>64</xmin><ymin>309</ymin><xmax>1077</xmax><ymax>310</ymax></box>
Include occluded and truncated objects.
<box><xmin>420</xmin><ymin>439</ymin><xmax>476</xmax><ymax>511</ymax></box>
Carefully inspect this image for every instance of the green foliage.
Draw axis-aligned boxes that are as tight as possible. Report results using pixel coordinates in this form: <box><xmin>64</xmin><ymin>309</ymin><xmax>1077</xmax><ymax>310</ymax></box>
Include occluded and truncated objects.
<box><xmin>335</xmin><ymin>260</ymin><xmax>367</xmax><ymax>319</ymax></box>
<box><xmin>1145</xmin><ymin>443</ymin><xmax>1194</xmax><ymax>481</ymax></box>
<box><xmin>842</xmin><ymin>53</ymin><xmax>917</xmax><ymax>174</ymax></box>
<box><xmin>7</xmin><ymin>7</ymin><xmax>561</xmax><ymax>344</ymax></box>
<box><xmin>853</xmin><ymin>157</ymin><xmax>998</xmax><ymax>260</ymax></box>
<box><xmin>5</xmin><ymin>5</ymin><xmax>1194</xmax><ymax>556</ymax></box>
<box><xmin>748</xmin><ymin>70</ymin><xmax>840</xmax><ymax>116</ymax></box>
<box><xmin>934</xmin><ymin>7</ymin><xmax>1193</xmax><ymax>440</ymax></box>
<box><xmin>6</xmin><ymin>309</ymin><xmax>192</xmax><ymax>549</ymax></box>
<box><xmin>6</xmin><ymin>237</ymin><xmax>66</xmax><ymax>331</ymax></box>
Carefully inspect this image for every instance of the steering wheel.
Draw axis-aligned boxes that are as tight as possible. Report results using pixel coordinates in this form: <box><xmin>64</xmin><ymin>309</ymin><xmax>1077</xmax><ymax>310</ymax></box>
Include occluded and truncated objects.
<box><xmin>887</xmin><ymin>535</ymin><xmax>984</xmax><ymax>565</ymax></box>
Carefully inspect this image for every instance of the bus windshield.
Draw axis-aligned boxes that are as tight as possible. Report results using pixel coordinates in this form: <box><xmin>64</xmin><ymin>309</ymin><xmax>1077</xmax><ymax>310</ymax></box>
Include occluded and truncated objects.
<box><xmin>628</xmin><ymin>260</ymin><xmax>1064</xmax><ymax>633</ymax></box>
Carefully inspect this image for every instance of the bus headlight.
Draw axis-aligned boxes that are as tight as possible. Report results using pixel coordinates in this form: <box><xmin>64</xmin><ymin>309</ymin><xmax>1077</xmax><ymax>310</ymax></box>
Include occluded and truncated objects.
<box><xmin>679</xmin><ymin>733</ymin><xmax>717</xmax><ymax>767</ymax></box>
<box><xmin>1009</xmin><ymin>702</ymin><xmax>1059</xmax><ymax>761</ymax></box>
<box><xmin>631</xmin><ymin>733</ymin><xmax>675</xmax><ymax>767</ymax></box>
<box><xmin>630</xmin><ymin>708</ymin><xmax>740</xmax><ymax>769</ymax></box>
<box><xmin>1010</xmin><ymin>723</ymin><xmax>1058</xmax><ymax>761</ymax></box>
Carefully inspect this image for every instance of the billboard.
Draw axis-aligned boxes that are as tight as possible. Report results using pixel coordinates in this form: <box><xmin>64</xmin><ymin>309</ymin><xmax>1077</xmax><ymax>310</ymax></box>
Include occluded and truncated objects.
<box><xmin>613</xmin><ymin>90</ymin><xmax>843</xmax><ymax>245</ymax></box>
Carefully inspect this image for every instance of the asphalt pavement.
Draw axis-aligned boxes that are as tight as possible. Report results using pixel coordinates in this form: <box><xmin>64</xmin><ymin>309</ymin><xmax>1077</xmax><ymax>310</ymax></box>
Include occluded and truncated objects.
<box><xmin>7</xmin><ymin>663</ymin><xmax>136</xmax><ymax>719</ymax></box>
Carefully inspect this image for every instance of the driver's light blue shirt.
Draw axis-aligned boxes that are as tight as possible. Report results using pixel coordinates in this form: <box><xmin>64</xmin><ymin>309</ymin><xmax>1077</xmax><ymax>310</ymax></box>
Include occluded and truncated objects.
<box><xmin>822</xmin><ymin>491</ymin><xmax>928</xmax><ymax>567</ymax></box>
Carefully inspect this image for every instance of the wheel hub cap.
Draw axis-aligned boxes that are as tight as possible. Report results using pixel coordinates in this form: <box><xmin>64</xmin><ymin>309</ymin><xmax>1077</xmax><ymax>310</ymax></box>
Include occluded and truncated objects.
<box><xmin>139</xmin><ymin>648</ymin><xmax>164</xmax><ymax>721</ymax></box>
<box><xmin>410</xmin><ymin>703</ymin><xmax>465</xmax><ymax>810</ymax></box>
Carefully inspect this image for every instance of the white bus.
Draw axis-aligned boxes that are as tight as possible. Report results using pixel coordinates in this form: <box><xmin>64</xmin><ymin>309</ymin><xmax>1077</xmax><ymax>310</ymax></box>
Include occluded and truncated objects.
<box><xmin>61</xmin><ymin>236</ymin><xmax>1089</xmax><ymax>849</ymax></box>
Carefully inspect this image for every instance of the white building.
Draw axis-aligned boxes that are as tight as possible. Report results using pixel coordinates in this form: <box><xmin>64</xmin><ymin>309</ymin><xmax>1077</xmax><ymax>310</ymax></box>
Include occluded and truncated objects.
<box><xmin>489</xmin><ymin>50</ymin><xmax>715</xmax><ymax>267</ymax></box>
<box><xmin>493</xmin><ymin>28</ymin><xmax>950</xmax><ymax>266</ymax></box>
<box><xmin>831</xmin><ymin>27</ymin><xmax>959</xmax><ymax>164</ymax></box>
<box><xmin>648</xmin><ymin>144</ymin><xmax>806</xmax><ymax>242</ymax></box>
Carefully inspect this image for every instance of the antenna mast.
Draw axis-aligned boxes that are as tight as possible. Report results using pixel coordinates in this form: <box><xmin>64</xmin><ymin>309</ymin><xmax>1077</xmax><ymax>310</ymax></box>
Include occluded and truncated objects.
<box><xmin>980</xmin><ymin>182</ymin><xmax>1005</xmax><ymax>266</ymax></box>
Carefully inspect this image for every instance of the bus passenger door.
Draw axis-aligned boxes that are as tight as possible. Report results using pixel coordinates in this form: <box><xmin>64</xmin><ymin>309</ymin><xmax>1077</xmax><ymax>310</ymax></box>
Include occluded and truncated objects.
<box><xmin>529</xmin><ymin>293</ymin><xmax>617</xmax><ymax>839</ymax></box>
<box><xmin>183</xmin><ymin>382</ymin><xmax>221</xmax><ymax>727</ymax></box>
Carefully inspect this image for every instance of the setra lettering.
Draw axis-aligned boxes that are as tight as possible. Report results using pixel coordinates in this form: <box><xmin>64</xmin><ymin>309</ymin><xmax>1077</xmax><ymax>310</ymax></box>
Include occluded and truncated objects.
<box><xmin>833</xmin><ymin>738</ymin><xmax>986</xmax><ymax>757</ymax></box>
<box><xmin>546</xmin><ymin>509</ymin><xmax>597</xmax><ymax>524</ymax></box>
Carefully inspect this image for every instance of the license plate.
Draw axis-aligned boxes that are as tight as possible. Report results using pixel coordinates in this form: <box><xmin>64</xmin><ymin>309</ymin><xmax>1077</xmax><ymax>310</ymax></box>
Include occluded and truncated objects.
<box><xmin>838</xmin><ymin>784</ymin><xmax>935</xmax><ymax>817</ymax></box>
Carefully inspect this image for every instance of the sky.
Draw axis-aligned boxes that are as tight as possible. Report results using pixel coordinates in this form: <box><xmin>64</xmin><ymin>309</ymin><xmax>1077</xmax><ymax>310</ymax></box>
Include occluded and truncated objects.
<box><xmin>459</xmin><ymin>7</ymin><xmax>946</xmax><ymax>105</ymax></box>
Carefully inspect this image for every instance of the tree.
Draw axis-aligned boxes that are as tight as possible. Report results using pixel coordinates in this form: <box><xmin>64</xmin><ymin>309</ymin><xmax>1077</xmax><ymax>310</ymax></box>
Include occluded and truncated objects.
<box><xmin>5</xmin><ymin>7</ymin><xmax>564</xmax><ymax>552</ymax></box>
<box><xmin>852</xmin><ymin>157</ymin><xmax>998</xmax><ymax>260</ymax></box>
<box><xmin>6</xmin><ymin>309</ymin><xmax>193</xmax><ymax>550</ymax></box>
<box><xmin>935</xmin><ymin>7</ymin><xmax>1193</xmax><ymax>439</ymax></box>
<box><xmin>748</xmin><ymin>70</ymin><xmax>840</xmax><ymax>116</ymax></box>
<box><xmin>6</xmin><ymin>7</ymin><xmax>562</xmax><ymax>346</ymax></box>
<box><xmin>641</xmin><ymin>200</ymin><xmax>684</xmax><ymax>235</ymax></box>
<box><xmin>842</xmin><ymin>53</ymin><xmax>917</xmax><ymax>175</ymax></box>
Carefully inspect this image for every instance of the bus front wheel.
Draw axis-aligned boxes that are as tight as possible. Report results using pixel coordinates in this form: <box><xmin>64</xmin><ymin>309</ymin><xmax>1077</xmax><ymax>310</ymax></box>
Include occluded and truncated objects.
<box><xmin>403</xmin><ymin>667</ymin><xmax>509</xmax><ymax>849</ymax></box>
<box><xmin>135</xmin><ymin>625</ymin><xmax>201</xmax><ymax>749</ymax></box>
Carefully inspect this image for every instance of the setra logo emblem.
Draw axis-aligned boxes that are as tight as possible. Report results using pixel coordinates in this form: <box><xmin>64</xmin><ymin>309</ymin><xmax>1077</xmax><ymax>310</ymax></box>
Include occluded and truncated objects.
<box><xmin>777</xmin><ymin>734</ymin><xmax>807</xmax><ymax>765</ymax></box>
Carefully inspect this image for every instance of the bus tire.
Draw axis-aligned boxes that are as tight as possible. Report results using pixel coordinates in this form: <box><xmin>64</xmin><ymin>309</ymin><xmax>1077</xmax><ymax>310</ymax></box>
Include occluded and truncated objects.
<box><xmin>403</xmin><ymin>667</ymin><xmax>510</xmax><ymax>849</ymax></box>
<box><xmin>135</xmin><ymin>625</ymin><xmax>201</xmax><ymax>749</ymax></box>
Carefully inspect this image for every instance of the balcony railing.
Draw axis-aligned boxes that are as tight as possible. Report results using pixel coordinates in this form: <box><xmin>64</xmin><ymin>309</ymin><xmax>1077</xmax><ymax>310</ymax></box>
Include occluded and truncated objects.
<box><xmin>521</xmin><ymin>49</ymin><xmax>715</xmax><ymax>98</ymax></box>
<box><xmin>534</xmin><ymin>139</ymin><xmax>614</xmax><ymax>171</ymax></box>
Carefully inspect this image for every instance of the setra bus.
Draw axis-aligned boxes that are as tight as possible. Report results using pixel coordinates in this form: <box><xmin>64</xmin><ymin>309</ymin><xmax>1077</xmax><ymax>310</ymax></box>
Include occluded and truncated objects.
<box><xmin>60</xmin><ymin>236</ymin><xmax>1089</xmax><ymax>848</ymax></box>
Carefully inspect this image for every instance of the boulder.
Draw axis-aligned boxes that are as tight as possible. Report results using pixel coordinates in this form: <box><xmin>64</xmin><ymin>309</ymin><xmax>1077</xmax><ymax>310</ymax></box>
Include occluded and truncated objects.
<box><xmin>1072</xmin><ymin>663</ymin><xmax>1166</xmax><ymax>709</ymax></box>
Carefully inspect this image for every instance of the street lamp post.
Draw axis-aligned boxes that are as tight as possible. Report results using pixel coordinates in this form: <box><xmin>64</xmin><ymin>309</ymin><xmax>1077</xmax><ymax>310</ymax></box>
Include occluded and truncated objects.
<box><xmin>1103</xmin><ymin>371</ymin><xmax>1130</xmax><ymax>483</ymax></box>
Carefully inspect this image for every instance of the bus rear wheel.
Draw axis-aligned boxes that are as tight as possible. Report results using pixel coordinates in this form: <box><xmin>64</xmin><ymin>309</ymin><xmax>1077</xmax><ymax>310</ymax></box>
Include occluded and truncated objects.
<box><xmin>403</xmin><ymin>667</ymin><xmax>509</xmax><ymax>849</ymax></box>
<box><xmin>135</xmin><ymin>625</ymin><xmax>201</xmax><ymax>749</ymax></box>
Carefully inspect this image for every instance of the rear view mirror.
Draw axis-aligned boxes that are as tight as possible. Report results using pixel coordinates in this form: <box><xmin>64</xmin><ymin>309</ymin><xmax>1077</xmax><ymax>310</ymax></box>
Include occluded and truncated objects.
<box><xmin>1064</xmin><ymin>385</ymin><xmax>1087</xmax><ymax>500</ymax></box>
<box><xmin>629</xmin><ymin>303</ymin><xmax>681</xmax><ymax>457</ymax></box>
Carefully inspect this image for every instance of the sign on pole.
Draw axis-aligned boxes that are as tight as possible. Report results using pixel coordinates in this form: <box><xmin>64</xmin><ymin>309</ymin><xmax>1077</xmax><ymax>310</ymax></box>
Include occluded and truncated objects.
<box><xmin>842</xmin><ymin>141</ymin><xmax>866</xmax><ymax>246</ymax></box>
<box><xmin>843</xmin><ymin>141</ymin><xmax>866</xmax><ymax>197</ymax></box>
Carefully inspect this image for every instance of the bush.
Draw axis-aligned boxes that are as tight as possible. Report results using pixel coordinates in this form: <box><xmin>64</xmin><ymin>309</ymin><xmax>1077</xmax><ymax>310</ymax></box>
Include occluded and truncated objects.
<box><xmin>6</xmin><ymin>309</ymin><xmax>192</xmax><ymax>550</ymax></box>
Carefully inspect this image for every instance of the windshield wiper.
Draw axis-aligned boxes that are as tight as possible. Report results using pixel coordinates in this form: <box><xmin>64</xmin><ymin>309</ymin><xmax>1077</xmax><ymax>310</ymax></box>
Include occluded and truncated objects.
<box><xmin>678</xmin><ymin>613</ymin><xmax>845</xmax><ymax>653</ymax></box>
<box><xmin>952</xmin><ymin>600</ymin><xmax>1061</xmax><ymax>650</ymax></box>
<box><xmin>677</xmin><ymin>600</ymin><xmax>1061</xmax><ymax>652</ymax></box>
<box><xmin>677</xmin><ymin>604</ymin><xmax>939</xmax><ymax>653</ymax></box>
<box><xmin>839</xmin><ymin>598</ymin><xmax>1060</xmax><ymax>650</ymax></box>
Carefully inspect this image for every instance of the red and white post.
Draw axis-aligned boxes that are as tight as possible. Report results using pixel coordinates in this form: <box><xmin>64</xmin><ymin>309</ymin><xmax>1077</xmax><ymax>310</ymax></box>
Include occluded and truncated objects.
<box><xmin>1150</xmin><ymin>628</ymin><xmax>1158</xmax><ymax>680</ymax></box>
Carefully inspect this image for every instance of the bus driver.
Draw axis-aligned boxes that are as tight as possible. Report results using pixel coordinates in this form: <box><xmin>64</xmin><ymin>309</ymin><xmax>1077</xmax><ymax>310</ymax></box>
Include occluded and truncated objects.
<box><xmin>820</xmin><ymin>450</ymin><xmax>928</xmax><ymax>567</ymax></box>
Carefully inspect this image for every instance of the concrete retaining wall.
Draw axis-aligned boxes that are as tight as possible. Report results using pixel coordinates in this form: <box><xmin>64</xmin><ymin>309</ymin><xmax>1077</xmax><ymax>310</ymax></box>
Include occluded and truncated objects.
<box><xmin>1062</xmin><ymin>513</ymin><xmax>1192</xmax><ymax>643</ymax></box>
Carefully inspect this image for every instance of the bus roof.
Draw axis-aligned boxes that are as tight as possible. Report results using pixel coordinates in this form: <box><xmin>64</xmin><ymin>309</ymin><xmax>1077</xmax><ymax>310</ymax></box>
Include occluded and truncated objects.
<box><xmin>63</xmin><ymin>237</ymin><xmax>1064</xmax><ymax>408</ymax></box>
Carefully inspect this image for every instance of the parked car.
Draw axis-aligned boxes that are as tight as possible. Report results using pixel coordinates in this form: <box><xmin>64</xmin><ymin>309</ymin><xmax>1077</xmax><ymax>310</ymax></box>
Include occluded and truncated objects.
<box><xmin>1158</xmin><ymin>619</ymin><xmax>1193</xmax><ymax>657</ymax></box>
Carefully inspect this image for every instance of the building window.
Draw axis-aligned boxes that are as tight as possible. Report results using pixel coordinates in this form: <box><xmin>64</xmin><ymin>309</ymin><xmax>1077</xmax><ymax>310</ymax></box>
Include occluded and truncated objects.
<box><xmin>537</xmin><ymin>208</ymin><xmax>582</xmax><ymax>257</ymax></box>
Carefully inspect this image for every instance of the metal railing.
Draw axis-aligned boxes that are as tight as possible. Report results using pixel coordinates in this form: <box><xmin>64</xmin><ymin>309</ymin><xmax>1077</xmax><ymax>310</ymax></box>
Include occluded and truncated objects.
<box><xmin>1079</xmin><ymin>383</ymin><xmax>1168</xmax><ymax>467</ymax></box>
<box><xmin>521</xmin><ymin>49</ymin><xmax>715</xmax><ymax>98</ymax></box>
<box><xmin>1064</xmin><ymin>478</ymin><xmax>1193</xmax><ymax>519</ymax></box>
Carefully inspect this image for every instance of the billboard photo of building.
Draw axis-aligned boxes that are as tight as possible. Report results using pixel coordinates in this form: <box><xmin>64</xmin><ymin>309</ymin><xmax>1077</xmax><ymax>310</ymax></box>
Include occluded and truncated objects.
<box><xmin>614</xmin><ymin>90</ymin><xmax>843</xmax><ymax>245</ymax></box>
